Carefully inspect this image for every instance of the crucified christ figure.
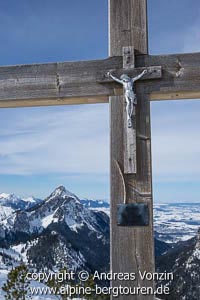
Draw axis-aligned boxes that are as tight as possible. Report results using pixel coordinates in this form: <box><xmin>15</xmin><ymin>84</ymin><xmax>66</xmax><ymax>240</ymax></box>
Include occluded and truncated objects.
<box><xmin>107</xmin><ymin>69</ymin><xmax>148</xmax><ymax>128</ymax></box>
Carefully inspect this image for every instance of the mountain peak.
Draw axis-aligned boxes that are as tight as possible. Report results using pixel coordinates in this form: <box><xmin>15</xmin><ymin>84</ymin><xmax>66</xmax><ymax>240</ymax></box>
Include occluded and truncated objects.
<box><xmin>53</xmin><ymin>185</ymin><xmax>72</xmax><ymax>196</ymax></box>
<box><xmin>48</xmin><ymin>186</ymin><xmax>79</xmax><ymax>203</ymax></box>
<box><xmin>54</xmin><ymin>185</ymin><xmax>67</xmax><ymax>193</ymax></box>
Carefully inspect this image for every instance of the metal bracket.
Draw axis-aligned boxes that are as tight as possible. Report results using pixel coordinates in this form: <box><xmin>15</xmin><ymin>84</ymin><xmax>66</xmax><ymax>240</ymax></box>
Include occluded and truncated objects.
<box><xmin>117</xmin><ymin>203</ymin><xmax>149</xmax><ymax>226</ymax></box>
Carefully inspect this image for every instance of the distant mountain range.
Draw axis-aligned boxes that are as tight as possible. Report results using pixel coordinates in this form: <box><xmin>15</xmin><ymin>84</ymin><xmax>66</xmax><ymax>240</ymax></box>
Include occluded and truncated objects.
<box><xmin>81</xmin><ymin>198</ymin><xmax>109</xmax><ymax>209</ymax></box>
<box><xmin>0</xmin><ymin>186</ymin><xmax>199</xmax><ymax>299</ymax></box>
<box><xmin>0</xmin><ymin>192</ymin><xmax>109</xmax><ymax>221</ymax></box>
<box><xmin>1</xmin><ymin>192</ymin><xmax>199</xmax><ymax>243</ymax></box>
<box><xmin>0</xmin><ymin>187</ymin><xmax>170</xmax><ymax>270</ymax></box>
<box><xmin>0</xmin><ymin>193</ymin><xmax>42</xmax><ymax>222</ymax></box>
<box><xmin>0</xmin><ymin>186</ymin><xmax>109</xmax><ymax>273</ymax></box>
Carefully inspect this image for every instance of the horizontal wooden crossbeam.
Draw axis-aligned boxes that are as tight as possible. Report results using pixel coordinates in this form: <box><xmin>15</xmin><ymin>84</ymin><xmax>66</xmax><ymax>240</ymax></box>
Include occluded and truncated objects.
<box><xmin>0</xmin><ymin>57</ymin><xmax>120</xmax><ymax>108</ymax></box>
<box><xmin>137</xmin><ymin>52</ymin><xmax>200</xmax><ymax>101</ymax></box>
<box><xmin>0</xmin><ymin>52</ymin><xmax>200</xmax><ymax>108</ymax></box>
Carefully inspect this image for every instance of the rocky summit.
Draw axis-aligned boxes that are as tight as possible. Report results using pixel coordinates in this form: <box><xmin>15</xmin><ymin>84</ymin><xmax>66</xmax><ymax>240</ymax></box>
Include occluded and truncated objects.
<box><xmin>0</xmin><ymin>186</ymin><xmax>110</xmax><ymax>273</ymax></box>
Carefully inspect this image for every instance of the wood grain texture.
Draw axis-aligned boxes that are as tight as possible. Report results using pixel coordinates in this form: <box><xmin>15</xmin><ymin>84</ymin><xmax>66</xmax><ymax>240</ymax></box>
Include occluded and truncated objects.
<box><xmin>0</xmin><ymin>97</ymin><xmax>108</xmax><ymax>108</ymax></box>
<box><xmin>136</xmin><ymin>52</ymin><xmax>200</xmax><ymax>100</ymax></box>
<box><xmin>123</xmin><ymin>46</ymin><xmax>135</xmax><ymax>69</ymax></box>
<box><xmin>109</xmin><ymin>0</ymin><xmax>148</xmax><ymax>56</ymax></box>
<box><xmin>109</xmin><ymin>0</ymin><xmax>155</xmax><ymax>299</ymax></box>
<box><xmin>1</xmin><ymin>52</ymin><xmax>200</xmax><ymax>107</ymax></box>
<box><xmin>0</xmin><ymin>57</ymin><xmax>120</xmax><ymax>107</ymax></box>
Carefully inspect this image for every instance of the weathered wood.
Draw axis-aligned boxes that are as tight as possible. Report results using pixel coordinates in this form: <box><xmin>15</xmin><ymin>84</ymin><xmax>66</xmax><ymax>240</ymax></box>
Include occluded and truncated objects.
<box><xmin>109</xmin><ymin>0</ymin><xmax>154</xmax><ymax>299</ymax></box>
<box><xmin>0</xmin><ymin>97</ymin><xmax>108</xmax><ymax>108</ymax></box>
<box><xmin>0</xmin><ymin>57</ymin><xmax>120</xmax><ymax>107</ymax></box>
<box><xmin>101</xmin><ymin>51</ymin><xmax>200</xmax><ymax>102</ymax></box>
<box><xmin>150</xmin><ymin>91</ymin><xmax>200</xmax><ymax>101</ymax></box>
<box><xmin>137</xmin><ymin>52</ymin><xmax>200</xmax><ymax>100</ymax></box>
<box><xmin>109</xmin><ymin>0</ymin><xmax>148</xmax><ymax>56</ymax></box>
<box><xmin>123</xmin><ymin>46</ymin><xmax>135</xmax><ymax>69</ymax></box>
<box><xmin>123</xmin><ymin>47</ymin><xmax>137</xmax><ymax>174</ymax></box>
<box><xmin>1</xmin><ymin>52</ymin><xmax>200</xmax><ymax>107</ymax></box>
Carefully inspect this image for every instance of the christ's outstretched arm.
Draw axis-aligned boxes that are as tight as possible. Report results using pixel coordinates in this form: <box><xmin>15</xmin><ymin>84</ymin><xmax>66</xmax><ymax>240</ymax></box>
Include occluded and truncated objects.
<box><xmin>132</xmin><ymin>69</ymin><xmax>147</xmax><ymax>82</ymax></box>
<box><xmin>107</xmin><ymin>72</ymin><xmax>123</xmax><ymax>84</ymax></box>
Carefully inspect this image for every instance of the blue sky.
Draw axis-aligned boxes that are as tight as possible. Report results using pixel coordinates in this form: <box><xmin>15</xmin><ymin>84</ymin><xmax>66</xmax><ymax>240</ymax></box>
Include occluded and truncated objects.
<box><xmin>0</xmin><ymin>0</ymin><xmax>200</xmax><ymax>202</ymax></box>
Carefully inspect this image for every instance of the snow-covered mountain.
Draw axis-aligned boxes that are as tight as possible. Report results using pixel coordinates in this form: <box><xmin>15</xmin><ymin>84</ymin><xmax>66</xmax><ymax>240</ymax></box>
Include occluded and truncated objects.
<box><xmin>0</xmin><ymin>193</ymin><xmax>42</xmax><ymax>222</ymax></box>
<box><xmin>156</xmin><ymin>229</ymin><xmax>200</xmax><ymax>299</ymax></box>
<box><xmin>80</xmin><ymin>198</ymin><xmax>110</xmax><ymax>216</ymax></box>
<box><xmin>1</xmin><ymin>193</ymin><xmax>198</xmax><ymax>244</ymax></box>
<box><xmin>81</xmin><ymin>198</ymin><xmax>109</xmax><ymax>209</ymax></box>
<box><xmin>0</xmin><ymin>193</ymin><xmax>26</xmax><ymax>210</ymax></box>
<box><xmin>0</xmin><ymin>187</ymin><xmax>199</xmax><ymax>299</ymax></box>
<box><xmin>0</xmin><ymin>186</ymin><xmax>170</xmax><ymax>273</ymax></box>
<box><xmin>21</xmin><ymin>196</ymin><xmax>43</xmax><ymax>209</ymax></box>
<box><xmin>0</xmin><ymin>186</ymin><xmax>110</xmax><ymax>273</ymax></box>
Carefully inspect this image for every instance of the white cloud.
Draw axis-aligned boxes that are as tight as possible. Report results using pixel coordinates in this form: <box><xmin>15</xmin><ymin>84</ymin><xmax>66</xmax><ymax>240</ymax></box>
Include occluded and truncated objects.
<box><xmin>1</xmin><ymin>100</ymin><xmax>200</xmax><ymax>187</ymax></box>
<box><xmin>151</xmin><ymin>101</ymin><xmax>200</xmax><ymax>183</ymax></box>
<box><xmin>0</xmin><ymin>104</ymin><xmax>109</xmax><ymax>176</ymax></box>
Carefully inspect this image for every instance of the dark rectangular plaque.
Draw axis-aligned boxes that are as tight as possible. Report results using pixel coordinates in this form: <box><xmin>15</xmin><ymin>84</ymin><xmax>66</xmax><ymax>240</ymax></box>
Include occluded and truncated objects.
<box><xmin>117</xmin><ymin>203</ymin><xmax>149</xmax><ymax>226</ymax></box>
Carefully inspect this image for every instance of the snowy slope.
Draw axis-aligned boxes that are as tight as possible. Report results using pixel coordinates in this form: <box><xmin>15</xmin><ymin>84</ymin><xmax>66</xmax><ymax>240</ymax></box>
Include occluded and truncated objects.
<box><xmin>0</xmin><ymin>193</ymin><xmax>42</xmax><ymax>222</ymax></box>
<box><xmin>156</xmin><ymin>230</ymin><xmax>200</xmax><ymax>299</ymax></box>
<box><xmin>0</xmin><ymin>186</ymin><xmax>107</xmax><ymax>236</ymax></box>
<box><xmin>0</xmin><ymin>193</ymin><xmax>26</xmax><ymax>221</ymax></box>
<box><xmin>154</xmin><ymin>203</ymin><xmax>200</xmax><ymax>243</ymax></box>
<box><xmin>0</xmin><ymin>186</ymin><xmax>110</xmax><ymax>274</ymax></box>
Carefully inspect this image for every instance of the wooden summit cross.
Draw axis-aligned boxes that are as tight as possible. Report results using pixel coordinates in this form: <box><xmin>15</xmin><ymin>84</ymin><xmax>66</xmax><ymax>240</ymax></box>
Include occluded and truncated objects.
<box><xmin>1</xmin><ymin>0</ymin><xmax>200</xmax><ymax>299</ymax></box>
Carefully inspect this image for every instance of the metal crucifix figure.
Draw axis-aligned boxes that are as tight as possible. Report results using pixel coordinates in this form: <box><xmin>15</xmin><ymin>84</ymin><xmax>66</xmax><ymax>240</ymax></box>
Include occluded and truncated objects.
<box><xmin>107</xmin><ymin>69</ymin><xmax>148</xmax><ymax>127</ymax></box>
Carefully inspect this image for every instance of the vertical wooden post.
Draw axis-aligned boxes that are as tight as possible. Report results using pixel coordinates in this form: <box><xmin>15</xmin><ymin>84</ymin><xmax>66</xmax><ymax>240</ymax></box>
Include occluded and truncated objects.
<box><xmin>123</xmin><ymin>46</ymin><xmax>137</xmax><ymax>174</ymax></box>
<box><xmin>109</xmin><ymin>0</ymin><xmax>155</xmax><ymax>299</ymax></box>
